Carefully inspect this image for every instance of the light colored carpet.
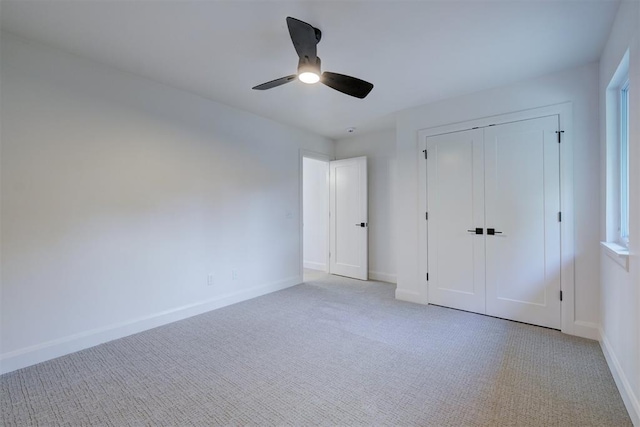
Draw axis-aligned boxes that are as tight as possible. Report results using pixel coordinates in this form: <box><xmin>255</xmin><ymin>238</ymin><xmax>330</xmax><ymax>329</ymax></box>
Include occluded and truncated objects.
<box><xmin>1</xmin><ymin>273</ymin><xmax>631</xmax><ymax>426</ymax></box>
<box><xmin>303</xmin><ymin>267</ymin><xmax>328</xmax><ymax>282</ymax></box>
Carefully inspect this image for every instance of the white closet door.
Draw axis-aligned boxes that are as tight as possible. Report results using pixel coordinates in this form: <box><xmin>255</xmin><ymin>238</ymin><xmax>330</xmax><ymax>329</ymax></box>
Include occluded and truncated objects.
<box><xmin>427</xmin><ymin>129</ymin><xmax>486</xmax><ymax>313</ymax></box>
<box><xmin>484</xmin><ymin>116</ymin><xmax>561</xmax><ymax>329</ymax></box>
<box><xmin>329</xmin><ymin>157</ymin><xmax>368</xmax><ymax>280</ymax></box>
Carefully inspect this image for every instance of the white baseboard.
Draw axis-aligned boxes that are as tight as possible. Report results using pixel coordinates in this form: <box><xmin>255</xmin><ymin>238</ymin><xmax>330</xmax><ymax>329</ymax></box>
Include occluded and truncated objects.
<box><xmin>0</xmin><ymin>276</ymin><xmax>302</xmax><ymax>375</ymax></box>
<box><xmin>369</xmin><ymin>271</ymin><xmax>396</xmax><ymax>284</ymax></box>
<box><xmin>395</xmin><ymin>288</ymin><xmax>426</xmax><ymax>304</ymax></box>
<box><xmin>303</xmin><ymin>261</ymin><xmax>327</xmax><ymax>271</ymax></box>
<box><xmin>572</xmin><ymin>320</ymin><xmax>600</xmax><ymax>340</ymax></box>
<box><xmin>600</xmin><ymin>328</ymin><xmax>640</xmax><ymax>426</ymax></box>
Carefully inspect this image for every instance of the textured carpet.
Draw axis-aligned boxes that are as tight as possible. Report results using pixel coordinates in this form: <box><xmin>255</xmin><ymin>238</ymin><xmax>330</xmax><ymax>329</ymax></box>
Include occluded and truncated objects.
<box><xmin>1</xmin><ymin>272</ymin><xmax>631</xmax><ymax>426</ymax></box>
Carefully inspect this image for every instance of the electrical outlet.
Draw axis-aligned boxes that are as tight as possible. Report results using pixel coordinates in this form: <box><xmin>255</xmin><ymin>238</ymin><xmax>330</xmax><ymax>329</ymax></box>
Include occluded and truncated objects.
<box><xmin>232</xmin><ymin>269</ymin><xmax>238</xmax><ymax>280</ymax></box>
<box><xmin>207</xmin><ymin>274</ymin><xmax>214</xmax><ymax>286</ymax></box>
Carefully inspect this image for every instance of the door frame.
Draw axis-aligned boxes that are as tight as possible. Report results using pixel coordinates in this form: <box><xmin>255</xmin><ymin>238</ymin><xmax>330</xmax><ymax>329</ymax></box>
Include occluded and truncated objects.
<box><xmin>417</xmin><ymin>102</ymin><xmax>585</xmax><ymax>337</ymax></box>
<box><xmin>299</xmin><ymin>149</ymin><xmax>333</xmax><ymax>278</ymax></box>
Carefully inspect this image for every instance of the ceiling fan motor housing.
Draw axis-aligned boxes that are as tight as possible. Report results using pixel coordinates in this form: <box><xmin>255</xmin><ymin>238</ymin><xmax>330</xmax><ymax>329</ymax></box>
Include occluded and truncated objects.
<box><xmin>298</xmin><ymin>56</ymin><xmax>321</xmax><ymax>76</ymax></box>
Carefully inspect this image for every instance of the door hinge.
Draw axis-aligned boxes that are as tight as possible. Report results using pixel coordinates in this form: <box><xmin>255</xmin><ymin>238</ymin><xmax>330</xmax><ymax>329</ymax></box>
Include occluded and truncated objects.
<box><xmin>556</xmin><ymin>130</ymin><xmax>564</xmax><ymax>143</ymax></box>
<box><xmin>558</xmin><ymin>212</ymin><xmax>562</xmax><ymax>222</ymax></box>
<box><xmin>426</xmin><ymin>273</ymin><xmax>429</xmax><ymax>281</ymax></box>
<box><xmin>329</xmin><ymin>252</ymin><xmax>331</xmax><ymax>259</ymax></box>
<box><xmin>423</xmin><ymin>149</ymin><xmax>427</xmax><ymax>159</ymax></box>
<box><xmin>560</xmin><ymin>290</ymin><xmax>563</xmax><ymax>301</ymax></box>
<box><xmin>426</xmin><ymin>212</ymin><xmax>428</xmax><ymax>220</ymax></box>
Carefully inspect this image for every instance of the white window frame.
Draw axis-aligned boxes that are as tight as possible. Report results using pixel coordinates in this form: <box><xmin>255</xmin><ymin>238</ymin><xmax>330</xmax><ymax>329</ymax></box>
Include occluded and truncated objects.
<box><xmin>619</xmin><ymin>79</ymin><xmax>630</xmax><ymax>245</ymax></box>
<box><xmin>602</xmin><ymin>51</ymin><xmax>630</xmax><ymax>270</ymax></box>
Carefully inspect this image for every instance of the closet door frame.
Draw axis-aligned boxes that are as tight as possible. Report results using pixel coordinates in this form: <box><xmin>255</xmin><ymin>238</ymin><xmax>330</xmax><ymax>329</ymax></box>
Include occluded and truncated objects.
<box><xmin>418</xmin><ymin>102</ymin><xmax>580</xmax><ymax>337</ymax></box>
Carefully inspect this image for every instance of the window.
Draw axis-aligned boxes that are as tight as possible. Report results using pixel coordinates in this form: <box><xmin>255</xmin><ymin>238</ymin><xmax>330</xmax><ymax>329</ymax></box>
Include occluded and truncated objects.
<box><xmin>602</xmin><ymin>51</ymin><xmax>630</xmax><ymax>266</ymax></box>
<box><xmin>620</xmin><ymin>80</ymin><xmax>629</xmax><ymax>244</ymax></box>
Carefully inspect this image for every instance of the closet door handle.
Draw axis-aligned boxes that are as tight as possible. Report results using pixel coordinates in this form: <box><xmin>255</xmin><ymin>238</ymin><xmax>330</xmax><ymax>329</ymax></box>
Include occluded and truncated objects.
<box><xmin>467</xmin><ymin>228</ymin><xmax>483</xmax><ymax>235</ymax></box>
<box><xmin>487</xmin><ymin>228</ymin><xmax>502</xmax><ymax>235</ymax></box>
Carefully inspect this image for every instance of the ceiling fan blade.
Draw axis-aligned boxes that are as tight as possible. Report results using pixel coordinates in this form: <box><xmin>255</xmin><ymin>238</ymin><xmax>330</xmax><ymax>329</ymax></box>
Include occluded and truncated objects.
<box><xmin>321</xmin><ymin>72</ymin><xmax>374</xmax><ymax>99</ymax></box>
<box><xmin>252</xmin><ymin>75</ymin><xmax>297</xmax><ymax>90</ymax></box>
<box><xmin>286</xmin><ymin>17</ymin><xmax>318</xmax><ymax>61</ymax></box>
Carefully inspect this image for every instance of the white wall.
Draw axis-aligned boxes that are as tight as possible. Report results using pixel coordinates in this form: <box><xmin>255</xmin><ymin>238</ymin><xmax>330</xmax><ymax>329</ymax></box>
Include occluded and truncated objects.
<box><xmin>0</xmin><ymin>33</ymin><xmax>334</xmax><ymax>373</ymax></box>
<box><xmin>336</xmin><ymin>130</ymin><xmax>396</xmax><ymax>283</ymax></box>
<box><xmin>303</xmin><ymin>157</ymin><xmax>328</xmax><ymax>271</ymax></box>
<box><xmin>598</xmin><ymin>1</ymin><xmax>640</xmax><ymax>424</ymax></box>
<box><xmin>395</xmin><ymin>62</ymin><xmax>601</xmax><ymax>338</ymax></box>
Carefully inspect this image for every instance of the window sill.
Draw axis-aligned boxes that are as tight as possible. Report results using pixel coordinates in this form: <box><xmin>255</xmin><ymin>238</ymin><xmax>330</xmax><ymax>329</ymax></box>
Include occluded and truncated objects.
<box><xmin>601</xmin><ymin>241</ymin><xmax>629</xmax><ymax>271</ymax></box>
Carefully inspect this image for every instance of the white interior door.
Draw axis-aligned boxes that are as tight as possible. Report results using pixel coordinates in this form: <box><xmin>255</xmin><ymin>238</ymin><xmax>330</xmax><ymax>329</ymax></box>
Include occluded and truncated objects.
<box><xmin>484</xmin><ymin>116</ymin><xmax>561</xmax><ymax>329</ymax></box>
<box><xmin>427</xmin><ymin>129</ymin><xmax>486</xmax><ymax>313</ymax></box>
<box><xmin>425</xmin><ymin>115</ymin><xmax>561</xmax><ymax>329</ymax></box>
<box><xmin>330</xmin><ymin>157</ymin><xmax>368</xmax><ymax>280</ymax></box>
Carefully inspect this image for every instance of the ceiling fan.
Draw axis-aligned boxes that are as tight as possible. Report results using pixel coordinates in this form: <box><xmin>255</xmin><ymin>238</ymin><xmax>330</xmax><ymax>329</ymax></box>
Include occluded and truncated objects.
<box><xmin>252</xmin><ymin>17</ymin><xmax>374</xmax><ymax>99</ymax></box>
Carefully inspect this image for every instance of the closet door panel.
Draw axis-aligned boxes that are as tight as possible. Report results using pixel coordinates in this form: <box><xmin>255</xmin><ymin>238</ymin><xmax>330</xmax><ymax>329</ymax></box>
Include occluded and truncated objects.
<box><xmin>426</xmin><ymin>129</ymin><xmax>485</xmax><ymax>313</ymax></box>
<box><xmin>484</xmin><ymin>116</ymin><xmax>561</xmax><ymax>329</ymax></box>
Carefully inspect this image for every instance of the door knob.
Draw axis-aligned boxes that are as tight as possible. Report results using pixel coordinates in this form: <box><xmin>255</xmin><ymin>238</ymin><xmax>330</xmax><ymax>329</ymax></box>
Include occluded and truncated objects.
<box><xmin>467</xmin><ymin>228</ymin><xmax>483</xmax><ymax>234</ymax></box>
<box><xmin>487</xmin><ymin>228</ymin><xmax>502</xmax><ymax>235</ymax></box>
<box><xmin>355</xmin><ymin>223</ymin><xmax>367</xmax><ymax>227</ymax></box>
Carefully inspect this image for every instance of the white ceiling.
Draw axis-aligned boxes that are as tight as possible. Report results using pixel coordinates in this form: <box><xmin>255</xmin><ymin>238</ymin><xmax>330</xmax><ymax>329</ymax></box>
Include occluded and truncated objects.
<box><xmin>0</xmin><ymin>1</ymin><xmax>619</xmax><ymax>139</ymax></box>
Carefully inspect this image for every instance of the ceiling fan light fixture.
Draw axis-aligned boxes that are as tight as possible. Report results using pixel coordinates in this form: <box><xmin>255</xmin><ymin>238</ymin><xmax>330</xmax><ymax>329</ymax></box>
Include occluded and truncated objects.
<box><xmin>297</xmin><ymin>56</ymin><xmax>321</xmax><ymax>84</ymax></box>
<box><xmin>299</xmin><ymin>71</ymin><xmax>320</xmax><ymax>84</ymax></box>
